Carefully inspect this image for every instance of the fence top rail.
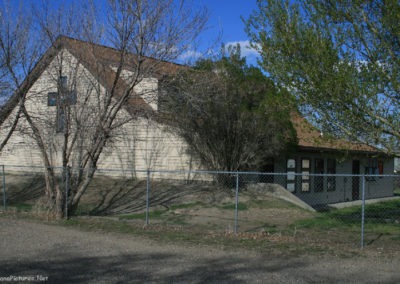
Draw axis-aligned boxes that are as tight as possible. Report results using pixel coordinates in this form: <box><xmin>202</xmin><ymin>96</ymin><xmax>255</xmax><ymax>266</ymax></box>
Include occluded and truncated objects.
<box><xmin>2</xmin><ymin>164</ymin><xmax>400</xmax><ymax>178</ymax></box>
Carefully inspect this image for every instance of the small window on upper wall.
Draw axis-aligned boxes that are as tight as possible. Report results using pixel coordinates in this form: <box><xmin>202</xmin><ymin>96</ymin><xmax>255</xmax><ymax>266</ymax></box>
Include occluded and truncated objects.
<box><xmin>48</xmin><ymin>92</ymin><xmax>57</xmax><ymax>106</ymax></box>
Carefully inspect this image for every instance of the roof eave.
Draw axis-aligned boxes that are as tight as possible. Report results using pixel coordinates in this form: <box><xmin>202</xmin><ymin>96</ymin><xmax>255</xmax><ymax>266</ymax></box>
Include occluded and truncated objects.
<box><xmin>297</xmin><ymin>145</ymin><xmax>390</xmax><ymax>157</ymax></box>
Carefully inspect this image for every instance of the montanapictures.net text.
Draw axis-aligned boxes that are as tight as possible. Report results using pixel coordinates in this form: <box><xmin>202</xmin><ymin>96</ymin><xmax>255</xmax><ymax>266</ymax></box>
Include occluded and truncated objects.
<box><xmin>0</xmin><ymin>275</ymin><xmax>48</xmax><ymax>282</ymax></box>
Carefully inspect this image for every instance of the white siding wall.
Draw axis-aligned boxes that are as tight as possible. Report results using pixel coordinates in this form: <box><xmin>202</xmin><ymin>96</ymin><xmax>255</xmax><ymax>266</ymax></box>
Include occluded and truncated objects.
<box><xmin>0</xmin><ymin>49</ymin><xmax>196</xmax><ymax>177</ymax></box>
<box><xmin>275</xmin><ymin>153</ymin><xmax>395</xmax><ymax>205</ymax></box>
<box><xmin>110</xmin><ymin>67</ymin><xmax>159</xmax><ymax>111</ymax></box>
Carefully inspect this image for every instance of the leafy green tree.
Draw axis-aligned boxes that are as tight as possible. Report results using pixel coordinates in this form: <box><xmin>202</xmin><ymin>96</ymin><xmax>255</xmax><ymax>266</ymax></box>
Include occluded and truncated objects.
<box><xmin>245</xmin><ymin>0</ymin><xmax>400</xmax><ymax>153</ymax></box>
<box><xmin>162</xmin><ymin>45</ymin><xmax>296</xmax><ymax>172</ymax></box>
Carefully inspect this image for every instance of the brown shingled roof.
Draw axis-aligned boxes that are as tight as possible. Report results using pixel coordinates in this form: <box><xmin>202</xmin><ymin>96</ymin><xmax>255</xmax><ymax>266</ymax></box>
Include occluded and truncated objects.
<box><xmin>0</xmin><ymin>36</ymin><xmax>383</xmax><ymax>155</ymax></box>
<box><xmin>57</xmin><ymin>36</ymin><xmax>185</xmax><ymax>116</ymax></box>
<box><xmin>59</xmin><ymin>36</ymin><xmax>184</xmax><ymax>79</ymax></box>
<box><xmin>0</xmin><ymin>36</ymin><xmax>185</xmax><ymax>124</ymax></box>
<box><xmin>291</xmin><ymin>112</ymin><xmax>379</xmax><ymax>153</ymax></box>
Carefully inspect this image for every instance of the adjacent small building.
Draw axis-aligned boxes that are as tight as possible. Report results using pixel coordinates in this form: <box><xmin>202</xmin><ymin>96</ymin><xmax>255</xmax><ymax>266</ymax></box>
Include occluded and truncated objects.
<box><xmin>274</xmin><ymin>113</ymin><xmax>394</xmax><ymax>206</ymax></box>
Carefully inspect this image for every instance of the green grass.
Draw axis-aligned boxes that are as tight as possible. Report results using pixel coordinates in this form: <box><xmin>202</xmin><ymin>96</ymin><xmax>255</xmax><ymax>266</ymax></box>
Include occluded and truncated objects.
<box><xmin>170</xmin><ymin>219</ymin><xmax>188</xmax><ymax>225</ymax></box>
<box><xmin>169</xmin><ymin>201</ymin><xmax>204</xmax><ymax>210</ymax></box>
<box><xmin>261</xmin><ymin>223</ymin><xmax>280</xmax><ymax>234</ymax></box>
<box><xmin>294</xmin><ymin>214</ymin><xmax>352</xmax><ymax>230</ymax></box>
<box><xmin>55</xmin><ymin>216</ymin><xmax>318</xmax><ymax>255</ymax></box>
<box><xmin>119</xmin><ymin>210</ymin><xmax>166</xmax><ymax>220</ymax></box>
<box><xmin>391</xmin><ymin>234</ymin><xmax>400</xmax><ymax>241</ymax></box>
<box><xmin>294</xmin><ymin>199</ymin><xmax>400</xmax><ymax>234</ymax></box>
<box><xmin>7</xmin><ymin>203</ymin><xmax>34</xmax><ymax>212</ymax></box>
<box><xmin>63</xmin><ymin>218</ymin><xmax>80</xmax><ymax>226</ymax></box>
<box><xmin>74</xmin><ymin>204</ymin><xmax>95</xmax><ymax>215</ymax></box>
<box><xmin>3</xmin><ymin>201</ymin><xmax>399</xmax><ymax>257</ymax></box>
<box><xmin>2</xmin><ymin>187</ymin><xmax>399</xmax><ymax>256</ymax></box>
<box><xmin>220</xmin><ymin>202</ymin><xmax>248</xmax><ymax>211</ymax></box>
<box><xmin>363</xmin><ymin>201</ymin><xmax>400</xmax><ymax>223</ymax></box>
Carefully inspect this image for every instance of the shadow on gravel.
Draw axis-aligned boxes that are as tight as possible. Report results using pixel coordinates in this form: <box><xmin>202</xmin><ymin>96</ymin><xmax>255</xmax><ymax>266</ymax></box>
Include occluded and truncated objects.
<box><xmin>0</xmin><ymin>253</ymin><xmax>308</xmax><ymax>283</ymax></box>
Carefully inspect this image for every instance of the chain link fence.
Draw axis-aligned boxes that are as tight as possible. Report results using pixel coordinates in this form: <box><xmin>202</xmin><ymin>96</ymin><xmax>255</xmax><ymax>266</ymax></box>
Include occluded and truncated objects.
<box><xmin>1</xmin><ymin>164</ymin><xmax>399</xmax><ymax>249</ymax></box>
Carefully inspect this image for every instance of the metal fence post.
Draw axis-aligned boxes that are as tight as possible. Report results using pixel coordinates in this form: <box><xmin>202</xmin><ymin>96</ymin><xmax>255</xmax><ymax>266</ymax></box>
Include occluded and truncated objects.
<box><xmin>65</xmin><ymin>166</ymin><xmax>70</xmax><ymax>219</ymax></box>
<box><xmin>234</xmin><ymin>172</ymin><xmax>239</xmax><ymax>235</ymax></box>
<box><xmin>1</xmin><ymin>165</ymin><xmax>6</xmax><ymax>210</ymax></box>
<box><xmin>361</xmin><ymin>173</ymin><xmax>366</xmax><ymax>249</ymax></box>
<box><xmin>145</xmin><ymin>168</ymin><xmax>150</xmax><ymax>226</ymax></box>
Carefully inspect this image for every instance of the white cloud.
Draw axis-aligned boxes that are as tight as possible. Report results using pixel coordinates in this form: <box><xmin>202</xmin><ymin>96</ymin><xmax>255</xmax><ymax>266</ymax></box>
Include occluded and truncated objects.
<box><xmin>176</xmin><ymin>41</ymin><xmax>261</xmax><ymax>65</ymax></box>
<box><xmin>225</xmin><ymin>40</ymin><xmax>260</xmax><ymax>59</ymax></box>
<box><xmin>179</xmin><ymin>50</ymin><xmax>203</xmax><ymax>60</ymax></box>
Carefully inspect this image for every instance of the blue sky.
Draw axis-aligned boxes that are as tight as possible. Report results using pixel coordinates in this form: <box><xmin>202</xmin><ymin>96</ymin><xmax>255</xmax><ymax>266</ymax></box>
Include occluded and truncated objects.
<box><xmin>4</xmin><ymin>0</ymin><xmax>260</xmax><ymax>64</ymax></box>
<box><xmin>195</xmin><ymin>0</ymin><xmax>260</xmax><ymax>64</ymax></box>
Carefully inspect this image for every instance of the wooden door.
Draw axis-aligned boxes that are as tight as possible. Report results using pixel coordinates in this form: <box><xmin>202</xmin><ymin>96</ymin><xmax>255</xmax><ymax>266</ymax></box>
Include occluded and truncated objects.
<box><xmin>352</xmin><ymin>160</ymin><xmax>360</xmax><ymax>200</ymax></box>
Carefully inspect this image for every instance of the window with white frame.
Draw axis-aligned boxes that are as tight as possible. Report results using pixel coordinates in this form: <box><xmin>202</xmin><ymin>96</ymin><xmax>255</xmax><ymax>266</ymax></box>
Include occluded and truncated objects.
<box><xmin>301</xmin><ymin>158</ymin><xmax>310</xmax><ymax>192</ymax></box>
<box><xmin>365</xmin><ymin>158</ymin><xmax>383</xmax><ymax>181</ymax></box>
<box><xmin>286</xmin><ymin>158</ymin><xmax>296</xmax><ymax>193</ymax></box>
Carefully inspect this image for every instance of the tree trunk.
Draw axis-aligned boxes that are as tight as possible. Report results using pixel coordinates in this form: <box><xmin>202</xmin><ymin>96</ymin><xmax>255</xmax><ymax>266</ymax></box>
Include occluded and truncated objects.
<box><xmin>54</xmin><ymin>185</ymin><xmax>64</xmax><ymax>219</ymax></box>
<box><xmin>42</xmin><ymin>168</ymin><xmax>65</xmax><ymax>219</ymax></box>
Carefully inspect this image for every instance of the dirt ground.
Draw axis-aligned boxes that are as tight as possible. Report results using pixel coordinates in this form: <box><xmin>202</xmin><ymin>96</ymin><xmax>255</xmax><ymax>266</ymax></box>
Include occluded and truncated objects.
<box><xmin>2</xmin><ymin>173</ymin><xmax>315</xmax><ymax>231</ymax></box>
<box><xmin>3</xmin><ymin>173</ymin><xmax>400</xmax><ymax>254</ymax></box>
<box><xmin>0</xmin><ymin>216</ymin><xmax>399</xmax><ymax>283</ymax></box>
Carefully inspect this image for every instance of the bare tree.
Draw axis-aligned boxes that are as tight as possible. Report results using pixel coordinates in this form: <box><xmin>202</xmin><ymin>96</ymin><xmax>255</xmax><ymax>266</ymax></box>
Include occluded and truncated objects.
<box><xmin>21</xmin><ymin>0</ymin><xmax>206</xmax><ymax>219</ymax></box>
<box><xmin>0</xmin><ymin>3</ymin><xmax>44</xmax><ymax>154</ymax></box>
<box><xmin>162</xmin><ymin>45</ymin><xmax>296</xmax><ymax>174</ymax></box>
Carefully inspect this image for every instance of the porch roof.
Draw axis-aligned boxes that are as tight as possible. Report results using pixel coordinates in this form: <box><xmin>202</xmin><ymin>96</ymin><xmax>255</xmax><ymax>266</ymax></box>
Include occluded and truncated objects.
<box><xmin>291</xmin><ymin>112</ymin><xmax>381</xmax><ymax>154</ymax></box>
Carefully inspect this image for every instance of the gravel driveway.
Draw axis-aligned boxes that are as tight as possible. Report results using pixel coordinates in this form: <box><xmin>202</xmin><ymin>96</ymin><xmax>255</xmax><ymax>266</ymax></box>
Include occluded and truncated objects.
<box><xmin>0</xmin><ymin>217</ymin><xmax>399</xmax><ymax>283</ymax></box>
